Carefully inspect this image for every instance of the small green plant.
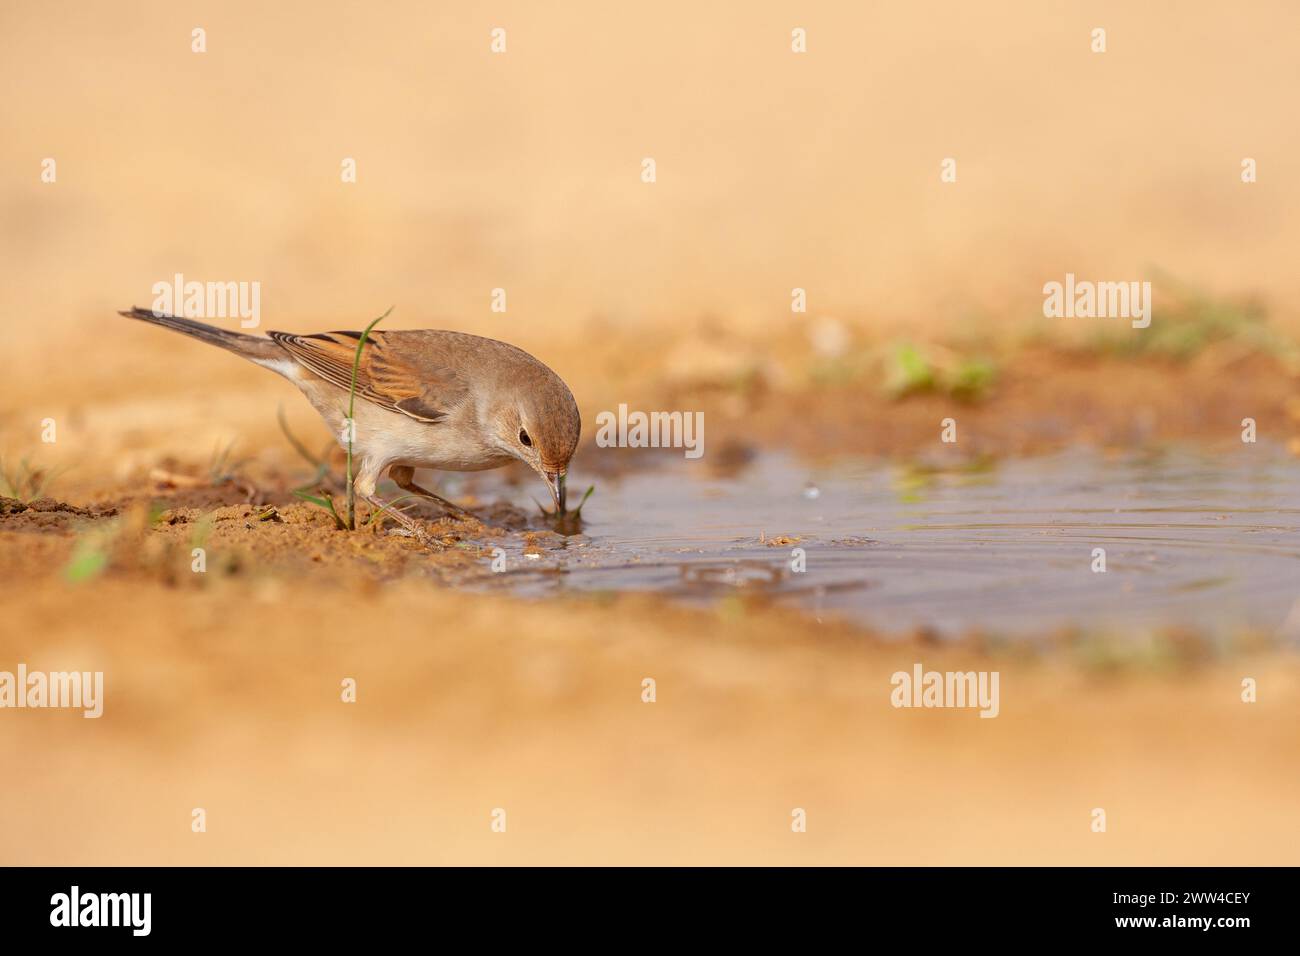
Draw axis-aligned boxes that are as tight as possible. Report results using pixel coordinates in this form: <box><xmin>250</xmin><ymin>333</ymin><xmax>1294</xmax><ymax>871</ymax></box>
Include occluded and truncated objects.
<box><xmin>190</xmin><ymin>512</ymin><xmax>215</xmax><ymax>549</ymax></box>
<box><xmin>63</xmin><ymin>524</ymin><xmax>116</xmax><ymax>583</ymax></box>
<box><xmin>883</xmin><ymin>342</ymin><xmax>998</xmax><ymax>401</ymax></box>
<box><xmin>279</xmin><ymin>403</ymin><xmax>346</xmax><ymax>525</ymax></box>
<box><xmin>883</xmin><ymin>343</ymin><xmax>936</xmax><ymax>397</ymax></box>
<box><xmin>538</xmin><ymin>483</ymin><xmax>595</xmax><ymax>535</ymax></box>
<box><xmin>0</xmin><ymin>457</ymin><xmax>65</xmax><ymax>502</ymax></box>
<box><xmin>64</xmin><ymin>543</ymin><xmax>109</xmax><ymax>582</ymax></box>
<box><xmin>344</xmin><ymin>308</ymin><xmax>392</xmax><ymax>529</ymax></box>
<box><xmin>277</xmin><ymin>405</ymin><xmax>340</xmax><ymax>488</ymax></box>
<box><xmin>280</xmin><ymin>403</ymin><xmax>345</xmax><ymax>527</ymax></box>
<box><xmin>206</xmin><ymin>441</ymin><xmax>251</xmax><ymax>485</ymax></box>
<box><xmin>286</xmin><ymin>306</ymin><xmax>392</xmax><ymax>531</ymax></box>
<box><xmin>571</xmin><ymin>484</ymin><xmax>596</xmax><ymax>516</ymax></box>
<box><xmin>1079</xmin><ymin>271</ymin><xmax>1283</xmax><ymax>361</ymax></box>
<box><xmin>947</xmin><ymin>357</ymin><xmax>997</xmax><ymax>400</ymax></box>
<box><xmin>292</xmin><ymin>485</ymin><xmax>346</xmax><ymax>529</ymax></box>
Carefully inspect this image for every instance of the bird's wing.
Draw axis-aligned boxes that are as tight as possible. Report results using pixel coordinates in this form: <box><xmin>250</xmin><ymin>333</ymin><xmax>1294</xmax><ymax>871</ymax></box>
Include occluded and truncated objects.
<box><xmin>267</xmin><ymin>330</ymin><xmax>467</xmax><ymax>423</ymax></box>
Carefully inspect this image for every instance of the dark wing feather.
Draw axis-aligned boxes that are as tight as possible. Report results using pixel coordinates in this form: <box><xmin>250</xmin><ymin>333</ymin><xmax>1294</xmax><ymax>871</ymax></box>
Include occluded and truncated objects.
<box><xmin>268</xmin><ymin>330</ymin><xmax>466</xmax><ymax>423</ymax></box>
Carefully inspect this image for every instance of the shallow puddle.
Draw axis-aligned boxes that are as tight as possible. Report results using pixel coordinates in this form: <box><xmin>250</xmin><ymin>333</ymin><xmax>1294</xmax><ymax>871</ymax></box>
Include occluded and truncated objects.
<box><xmin>460</xmin><ymin>448</ymin><xmax>1300</xmax><ymax>638</ymax></box>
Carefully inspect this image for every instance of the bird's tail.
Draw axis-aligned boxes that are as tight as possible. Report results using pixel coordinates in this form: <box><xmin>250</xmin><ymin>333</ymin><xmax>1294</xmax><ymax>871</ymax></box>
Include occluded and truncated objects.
<box><xmin>118</xmin><ymin>307</ymin><xmax>284</xmax><ymax>363</ymax></box>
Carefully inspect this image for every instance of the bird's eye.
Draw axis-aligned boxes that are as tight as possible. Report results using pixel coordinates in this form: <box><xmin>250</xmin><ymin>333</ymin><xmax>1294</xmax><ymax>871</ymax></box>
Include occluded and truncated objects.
<box><xmin>519</xmin><ymin>429</ymin><xmax>532</xmax><ymax>447</ymax></box>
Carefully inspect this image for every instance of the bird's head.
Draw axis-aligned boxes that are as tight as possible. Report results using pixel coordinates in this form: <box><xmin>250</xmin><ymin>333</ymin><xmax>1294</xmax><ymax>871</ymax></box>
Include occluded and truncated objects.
<box><xmin>491</xmin><ymin>370</ymin><xmax>581</xmax><ymax>512</ymax></box>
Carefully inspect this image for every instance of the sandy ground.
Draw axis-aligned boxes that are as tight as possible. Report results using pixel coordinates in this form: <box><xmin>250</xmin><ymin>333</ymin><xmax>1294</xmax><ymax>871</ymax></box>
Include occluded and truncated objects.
<box><xmin>4</xmin><ymin>1</ymin><xmax>1300</xmax><ymax>865</ymax></box>
<box><xmin>3</xmin><ymin>571</ymin><xmax>1297</xmax><ymax>866</ymax></box>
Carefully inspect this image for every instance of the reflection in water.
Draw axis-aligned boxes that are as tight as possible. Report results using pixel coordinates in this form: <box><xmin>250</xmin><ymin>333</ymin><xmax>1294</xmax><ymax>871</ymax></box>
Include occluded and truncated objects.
<box><xmin>461</xmin><ymin>448</ymin><xmax>1300</xmax><ymax>638</ymax></box>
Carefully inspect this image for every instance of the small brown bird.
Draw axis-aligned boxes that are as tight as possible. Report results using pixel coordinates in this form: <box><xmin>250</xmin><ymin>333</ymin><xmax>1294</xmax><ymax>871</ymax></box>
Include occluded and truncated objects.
<box><xmin>120</xmin><ymin>308</ymin><xmax>580</xmax><ymax>516</ymax></box>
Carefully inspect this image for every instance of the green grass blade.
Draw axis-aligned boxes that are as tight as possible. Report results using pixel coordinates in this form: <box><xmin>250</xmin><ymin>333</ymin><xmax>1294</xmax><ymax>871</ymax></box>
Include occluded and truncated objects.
<box><xmin>344</xmin><ymin>306</ymin><xmax>394</xmax><ymax>531</ymax></box>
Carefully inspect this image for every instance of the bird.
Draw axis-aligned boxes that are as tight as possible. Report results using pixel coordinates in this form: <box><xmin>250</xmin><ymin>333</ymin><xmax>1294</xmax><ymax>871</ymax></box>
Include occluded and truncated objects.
<box><xmin>119</xmin><ymin>307</ymin><xmax>581</xmax><ymax>522</ymax></box>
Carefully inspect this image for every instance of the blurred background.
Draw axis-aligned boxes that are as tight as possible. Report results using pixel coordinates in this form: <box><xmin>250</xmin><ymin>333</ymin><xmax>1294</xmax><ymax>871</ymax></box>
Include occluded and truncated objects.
<box><xmin>4</xmin><ymin>1</ymin><xmax>1300</xmax><ymax>413</ymax></box>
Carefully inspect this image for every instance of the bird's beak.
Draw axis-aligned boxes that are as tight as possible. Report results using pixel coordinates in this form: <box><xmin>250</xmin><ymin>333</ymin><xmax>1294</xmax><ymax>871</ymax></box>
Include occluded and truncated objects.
<box><xmin>545</xmin><ymin>471</ymin><xmax>567</xmax><ymax>514</ymax></box>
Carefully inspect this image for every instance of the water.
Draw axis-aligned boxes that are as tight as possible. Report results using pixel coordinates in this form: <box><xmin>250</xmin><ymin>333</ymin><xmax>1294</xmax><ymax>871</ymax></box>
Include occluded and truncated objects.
<box><xmin>463</xmin><ymin>448</ymin><xmax>1300</xmax><ymax>638</ymax></box>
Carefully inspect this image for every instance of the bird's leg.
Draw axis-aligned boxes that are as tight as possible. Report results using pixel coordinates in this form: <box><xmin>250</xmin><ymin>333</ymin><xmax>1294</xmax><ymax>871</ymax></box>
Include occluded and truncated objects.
<box><xmin>388</xmin><ymin>465</ymin><xmax>472</xmax><ymax>519</ymax></box>
<box><xmin>364</xmin><ymin>493</ymin><xmax>435</xmax><ymax>547</ymax></box>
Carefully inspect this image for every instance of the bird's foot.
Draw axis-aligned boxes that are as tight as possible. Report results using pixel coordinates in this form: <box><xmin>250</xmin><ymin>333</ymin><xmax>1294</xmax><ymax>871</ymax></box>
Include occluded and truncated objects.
<box><xmin>410</xmin><ymin>489</ymin><xmax>473</xmax><ymax>520</ymax></box>
<box><xmin>388</xmin><ymin>467</ymin><xmax>473</xmax><ymax>520</ymax></box>
<box><xmin>365</xmin><ymin>494</ymin><xmax>435</xmax><ymax>546</ymax></box>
